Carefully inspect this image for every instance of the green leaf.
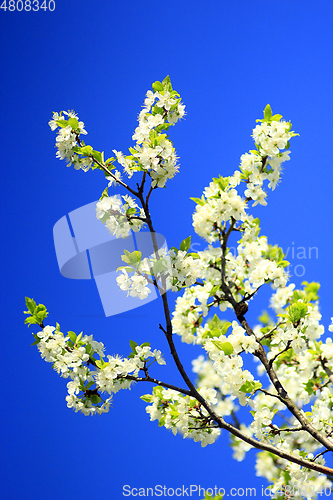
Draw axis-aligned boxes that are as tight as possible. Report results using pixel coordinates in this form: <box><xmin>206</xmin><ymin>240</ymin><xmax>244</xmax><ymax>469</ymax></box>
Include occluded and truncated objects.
<box><xmin>190</xmin><ymin>196</ymin><xmax>205</xmax><ymax>206</ymax></box>
<box><xmin>304</xmin><ymin>380</ymin><xmax>315</xmax><ymax>396</ymax></box>
<box><xmin>90</xmin><ymin>395</ymin><xmax>102</xmax><ymax>405</ymax></box>
<box><xmin>68</xmin><ymin>331</ymin><xmax>77</xmax><ymax>343</ymax></box>
<box><xmin>55</xmin><ymin>119</ymin><xmax>68</xmax><ymax>128</ymax></box>
<box><xmin>121</xmin><ymin>250</ymin><xmax>142</xmax><ymax>266</ymax></box>
<box><xmin>130</xmin><ymin>340</ymin><xmax>138</xmax><ymax>353</ymax></box>
<box><xmin>155</xmin><ymin>123</ymin><xmax>170</xmax><ymax>133</ymax></box>
<box><xmin>211</xmin><ymin>340</ymin><xmax>234</xmax><ymax>355</ymax></box>
<box><xmin>207</xmin><ymin>316</ymin><xmax>232</xmax><ymax>337</ymax></box>
<box><xmin>212</xmin><ymin>175</ymin><xmax>230</xmax><ymax>191</ymax></box>
<box><xmin>287</xmin><ymin>302</ymin><xmax>308</xmax><ymax>324</ymax></box>
<box><xmin>209</xmin><ymin>314</ymin><xmax>221</xmax><ymax>329</ymax></box>
<box><xmin>203</xmin><ymin>494</ymin><xmax>223</xmax><ymax>500</ymax></box>
<box><xmin>239</xmin><ymin>380</ymin><xmax>262</xmax><ymax>394</ymax></box>
<box><xmin>209</xmin><ymin>285</ymin><xmax>220</xmax><ymax>297</ymax></box>
<box><xmin>220</xmin><ymin>322</ymin><xmax>232</xmax><ymax>336</ymax></box>
<box><xmin>152</xmin><ymin>81</ymin><xmax>164</xmax><ymax>92</ymax></box>
<box><xmin>210</xmin><ymin>327</ymin><xmax>221</xmax><ymax>337</ymax></box>
<box><xmin>140</xmin><ymin>394</ymin><xmax>153</xmax><ymax>403</ymax></box>
<box><xmin>96</xmin><ymin>358</ymin><xmax>108</xmax><ymax>369</ymax></box>
<box><xmin>134</xmin><ymin>250</ymin><xmax>142</xmax><ymax>263</ymax></box>
<box><xmin>92</xmin><ymin>150</ymin><xmax>104</xmax><ymax>164</ymax></box>
<box><xmin>153</xmin><ymin>386</ymin><xmax>163</xmax><ymax>398</ymax></box>
<box><xmin>99</xmin><ymin>187</ymin><xmax>109</xmax><ymax>200</ymax></box>
<box><xmin>116</xmin><ymin>266</ymin><xmax>134</xmax><ymax>273</ymax></box>
<box><xmin>271</xmin><ymin>114</ymin><xmax>283</xmax><ymax>122</ymax></box>
<box><xmin>25</xmin><ymin>297</ymin><xmax>37</xmax><ymax>315</ymax></box>
<box><xmin>274</xmin><ymin>348</ymin><xmax>295</xmax><ymax>369</ymax></box>
<box><xmin>105</xmin><ymin>157</ymin><xmax>115</xmax><ymax>165</ymax></box>
<box><xmin>302</xmin><ymin>281</ymin><xmax>320</xmax><ymax>301</ymax></box>
<box><xmin>152</xmin><ymin>105</ymin><xmax>165</xmax><ymax>116</ymax></box>
<box><xmin>76</xmin><ymin>145</ymin><xmax>93</xmax><ymax>155</ymax></box>
<box><xmin>121</xmin><ymin>249</ymin><xmax>132</xmax><ymax>265</ymax></box>
<box><xmin>126</xmin><ymin>207</ymin><xmax>136</xmax><ymax>215</ymax></box>
<box><xmin>35</xmin><ymin>304</ymin><xmax>48</xmax><ymax>322</ymax></box>
<box><xmin>162</xmin><ymin>75</ymin><xmax>172</xmax><ymax>91</ymax></box>
<box><xmin>68</xmin><ymin>117</ymin><xmax>79</xmax><ymax>129</ymax></box>
<box><xmin>31</xmin><ymin>333</ymin><xmax>41</xmax><ymax>346</ymax></box>
<box><xmin>264</xmin><ymin>104</ymin><xmax>272</xmax><ymax>122</ymax></box>
<box><xmin>36</xmin><ymin>312</ymin><xmax>46</xmax><ymax>322</ymax></box>
<box><xmin>258</xmin><ymin>311</ymin><xmax>272</xmax><ymax>326</ymax></box>
<box><xmin>253</xmin><ymin>382</ymin><xmax>262</xmax><ymax>392</ymax></box>
<box><xmin>180</xmin><ymin>236</ymin><xmax>191</xmax><ymax>252</ymax></box>
<box><xmin>25</xmin><ymin>316</ymin><xmax>39</xmax><ymax>327</ymax></box>
<box><xmin>152</xmin><ymin>259</ymin><xmax>168</xmax><ymax>275</ymax></box>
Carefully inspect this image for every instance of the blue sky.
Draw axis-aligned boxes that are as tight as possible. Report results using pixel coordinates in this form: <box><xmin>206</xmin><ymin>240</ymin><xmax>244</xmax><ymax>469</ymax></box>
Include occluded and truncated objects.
<box><xmin>0</xmin><ymin>1</ymin><xmax>332</xmax><ymax>499</ymax></box>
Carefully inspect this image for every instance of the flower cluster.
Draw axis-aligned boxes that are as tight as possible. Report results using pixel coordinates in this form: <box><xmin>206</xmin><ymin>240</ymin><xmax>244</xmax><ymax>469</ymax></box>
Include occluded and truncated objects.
<box><xmin>115</xmin><ymin>238</ymin><xmax>206</xmax><ymax>301</ymax></box>
<box><xmin>241</xmin><ymin>105</ymin><xmax>297</xmax><ymax>205</ymax></box>
<box><xmin>141</xmin><ymin>386</ymin><xmax>220</xmax><ymax>447</ymax></box>
<box><xmin>192</xmin><ymin>355</ymin><xmax>237</xmax><ymax>418</ymax></box>
<box><xmin>202</xmin><ymin>324</ymin><xmax>260</xmax><ymax>406</ymax></box>
<box><xmin>33</xmin><ymin>323</ymin><xmax>112</xmax><ymax>416</ymax></box>
<box><xmin>36</xmin><ymin>86</ymin><xmax>333</xmax><ymax>494</ymax></box>
<box><xmin>220</xmin><ymin>237</ymin><xmax>289</xmax><ymax>299</ymax></box>
<box><xmin>252</xmin><ymin>119</ymin><xmax>292</xmax><ymax>156</ymax></box>
<box><xmin>111</xmin><ymin>76</ymin><xmax>185</xmax><ymax>187</ymax></box>
<box><xmin>133</xmin><ymin>84</ymin><xmax>185</xmax><ymax>142</ymax></box>
<box><xmin>170</xmin><ymin>237</ymin><xmax>289</xmax><ymax>345</ymax></box>
<box><xmin>250</xmin><ymin>406</ymin><xmax>275</xmax><ymax>441</ymax></box>
<box><xmin>26</xmin><ymin>298</ymin><xmax>166</xmax><ymax>416</ymax></box>
<box><xmin>166</xmin><ymin>247</ymin><xmax>204</xmax><ymax>291</ymax></box>
<box><xmin>95</xmin><ymin>344</ymin><xmax>166</xmax><ymax>396</ymax></box>
<box><xmin>254</xmin><ymin>450</ymin><xmax>331</xmax><ymax>499</ymax></box>
<box><xmin>116</xmin><ymin>269</ymin><xmax>151</xmax><ymax>299</ymax></box>
<box><xmin>192</xmin><ymin>178</ymin><xmax>247</xmax><ymax>243</ymax></box>
<box><xmin>49</xmin><ymin>111</ymin><xmax>93</xmax><ymax>171</ymax></box>
<box><xmin>96</xmin><ymin>194</ymin><xmax>145</xmax><ymax>238</ymax></box>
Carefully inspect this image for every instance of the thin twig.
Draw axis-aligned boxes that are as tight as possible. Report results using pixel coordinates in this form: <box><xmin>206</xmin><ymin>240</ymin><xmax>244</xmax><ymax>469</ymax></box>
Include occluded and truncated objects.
<box><xmin>269</xmin><ymin>341</ymin><xmax>292</xmax><ymax>368</ymax></box>
<box><xmin>118</xmin><ymin>373</ymin><xmax>192</xmax><ymax>397</ymax></box>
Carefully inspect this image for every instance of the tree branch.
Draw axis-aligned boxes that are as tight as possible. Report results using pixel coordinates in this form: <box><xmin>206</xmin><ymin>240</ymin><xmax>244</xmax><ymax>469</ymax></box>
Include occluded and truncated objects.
<box><xmin>216</xmin><ymin>223</ymin><xmax>333</xmax><ymax>452</ymax></box>
<box><xmin>120</xmin><ymin>373</ymin><xmax>192</xmax><ymax>397</ymax></box>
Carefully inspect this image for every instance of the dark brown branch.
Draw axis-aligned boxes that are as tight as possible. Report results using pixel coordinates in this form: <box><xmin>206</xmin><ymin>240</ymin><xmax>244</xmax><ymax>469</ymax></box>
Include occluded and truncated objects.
<box><xmin>76</xmin><ymin>134</ymin><xmax>139</xmax><ymax>197</ymax></box>
<box><xmin>258</xmin><ymin>388</ymin><xmax>286</xmax><ymax>404</ymax></box>
<box><xmin>124</xmin><ymin>150</ymin><xmax>333</xmax><ymax>476</ymax></box>
<box><xmin>312</xmin><ymin>449</ymin><xmax>330</xmax><ymax>462</ymax></box>
<box><xmin>216</xmin><ymin>221</ymin><xmax>333</xmax><ymax>453</ymax></box>
<box><xmin>119</xmin><ymin>373</ymin><xmax>191</xmax><ymax>397</ymax></box>
<box><xmin>320</xmin><ymin>356</ymin><xmax>333</xmax><ymax>385</ymax></box>
<box><xmin>269</xmin><ymin>340</ymin><xmax>292</xmax><ymax>368</ymax></box>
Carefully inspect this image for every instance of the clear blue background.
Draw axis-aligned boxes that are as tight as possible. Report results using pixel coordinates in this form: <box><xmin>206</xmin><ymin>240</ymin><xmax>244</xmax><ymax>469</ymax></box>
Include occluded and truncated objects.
<box><xmin>0</xmin><ymin>1</ymin><xmax>332</xmax><ymax>499</ymax></box>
